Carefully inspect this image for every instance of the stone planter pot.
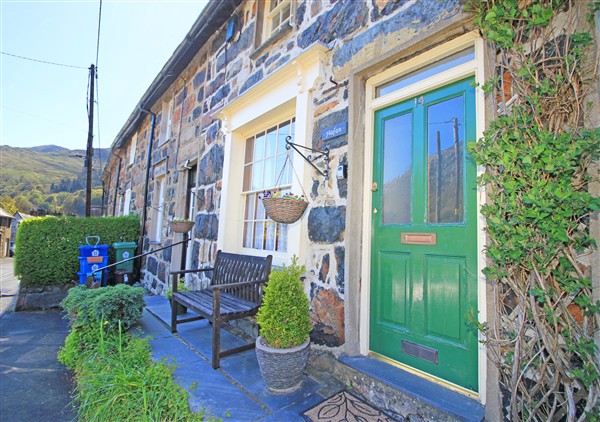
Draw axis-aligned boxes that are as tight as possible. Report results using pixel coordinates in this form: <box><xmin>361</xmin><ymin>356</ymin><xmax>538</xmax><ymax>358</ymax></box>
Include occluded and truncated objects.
<box><xmin>255</xmin><ymin>336</ymin><xmax>310</xmax><ymax>393</ymax></box>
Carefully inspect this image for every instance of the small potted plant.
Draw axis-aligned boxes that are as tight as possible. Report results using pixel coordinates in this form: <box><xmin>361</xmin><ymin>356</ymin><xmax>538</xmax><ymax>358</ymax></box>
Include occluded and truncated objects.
<box><xmin>255</xmin><ymin>256</ymin><xmax>312</xmax><ymax>393</ymax></box>
<box><xmin>165</xmin><ymin>279</ymin><xmax>190</xmax><ymax>315</ymax></box>
<box><xmin>169</xmin><ymin>217</ymin><xmax>195</xmax><ymax>233</ymax></box>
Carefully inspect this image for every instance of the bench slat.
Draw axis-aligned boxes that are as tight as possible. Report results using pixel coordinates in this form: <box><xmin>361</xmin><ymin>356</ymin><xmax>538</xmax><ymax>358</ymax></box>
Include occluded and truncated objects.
<box><xmin>170</xmin><ymin>250</ymin><xmax>273</xmax><ymax>369</ymax></box>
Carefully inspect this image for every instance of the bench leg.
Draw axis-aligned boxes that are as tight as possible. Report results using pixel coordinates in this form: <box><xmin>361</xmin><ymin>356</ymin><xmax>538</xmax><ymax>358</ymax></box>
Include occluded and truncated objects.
<box><xmin>171</xmin><ymin>297</ymin><xmax>178</xmax><ymax>333</ymax></box>
<box><xmin>212</xmin><ymin>317</ymin><xmax>221</xmax><ymax>369</ymax></box>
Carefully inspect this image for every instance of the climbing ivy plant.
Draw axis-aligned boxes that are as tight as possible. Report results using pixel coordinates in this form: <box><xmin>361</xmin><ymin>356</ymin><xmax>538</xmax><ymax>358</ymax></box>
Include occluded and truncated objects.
<box><xmin>463</xmin><ymin>0</ymin><xmax>600</xmax><ymax>420</ymax></box>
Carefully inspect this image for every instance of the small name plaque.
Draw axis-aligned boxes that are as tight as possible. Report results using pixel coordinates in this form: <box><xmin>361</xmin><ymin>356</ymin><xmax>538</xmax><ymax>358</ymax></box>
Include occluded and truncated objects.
<box><xmin>321</xmin><ymin>121</ymin><xmax>347</xmax><ymax>141</ymax></box>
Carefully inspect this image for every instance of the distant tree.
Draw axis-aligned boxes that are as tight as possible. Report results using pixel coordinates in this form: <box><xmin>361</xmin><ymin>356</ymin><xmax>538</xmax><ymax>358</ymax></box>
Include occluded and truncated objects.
<box><xmin>14</xmin><ymin>195</ymin><xmax>33</xmax><ymax>214</ymax></box>
<box><xmin>0</xmin><ymin>195</ymin><xmax>17</xmax><ymax>214</ymax></box>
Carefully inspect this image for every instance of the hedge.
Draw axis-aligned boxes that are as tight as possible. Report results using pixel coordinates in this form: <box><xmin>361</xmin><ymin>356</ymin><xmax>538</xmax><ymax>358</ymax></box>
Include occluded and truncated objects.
<box><xmin>14</xmin><ymin>216</ymin><xmax>140</xmax><ymax>286</ymax></box>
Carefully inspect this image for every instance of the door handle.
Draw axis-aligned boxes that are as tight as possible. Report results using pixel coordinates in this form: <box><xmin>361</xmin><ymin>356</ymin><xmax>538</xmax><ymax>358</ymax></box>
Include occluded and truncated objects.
<box><xmin>371</xmin><ymin>182</ymin><xmax>378</xmax><ymax>192</ymax></box>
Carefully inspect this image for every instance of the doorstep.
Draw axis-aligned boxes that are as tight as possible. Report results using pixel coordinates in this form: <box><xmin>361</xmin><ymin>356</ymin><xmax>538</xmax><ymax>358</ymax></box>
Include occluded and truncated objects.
<box><xmin>332</xmin><ymin>354</ymin><xmax>485</xmax><ymax>422</ymax></box>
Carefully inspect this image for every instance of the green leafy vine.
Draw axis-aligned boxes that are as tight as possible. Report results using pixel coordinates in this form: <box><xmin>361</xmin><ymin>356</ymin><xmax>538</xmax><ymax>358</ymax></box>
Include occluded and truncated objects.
<box><xmin>463</xmin><ymin>0</ymin><xmax>600</xmax><ymax>420</ymax></box>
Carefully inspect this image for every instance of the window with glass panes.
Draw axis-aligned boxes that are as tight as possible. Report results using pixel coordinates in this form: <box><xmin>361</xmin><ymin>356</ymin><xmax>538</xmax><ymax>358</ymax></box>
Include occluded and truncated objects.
<box><xmin>243</xmin><ymin>118</ymin><xmax>295</xmax><ymax>252</ymax></box>
<box><xmin>265</xmin><ymin>0</ymin><xmax>292</xmax><ymax>40</ymax></box>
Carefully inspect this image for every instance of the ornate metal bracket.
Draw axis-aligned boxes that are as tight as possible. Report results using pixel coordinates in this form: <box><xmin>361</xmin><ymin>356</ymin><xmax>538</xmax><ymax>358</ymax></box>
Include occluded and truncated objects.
<box><xmin>285</xmin><ymin>136</ymin><xmax>330</xmax><ymax>180</ymax></box>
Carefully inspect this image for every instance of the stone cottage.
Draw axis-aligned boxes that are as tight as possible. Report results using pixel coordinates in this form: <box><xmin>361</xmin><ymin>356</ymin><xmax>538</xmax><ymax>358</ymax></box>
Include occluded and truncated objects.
<box><xmin>103</xmin><ymin>1</ymin><xmax>599</xmax><ymax>419</ymax></box>
<box><xmin>0</xmin><ymin>207</ymin><xmax>14</xmax><ymax>257</ymax></box>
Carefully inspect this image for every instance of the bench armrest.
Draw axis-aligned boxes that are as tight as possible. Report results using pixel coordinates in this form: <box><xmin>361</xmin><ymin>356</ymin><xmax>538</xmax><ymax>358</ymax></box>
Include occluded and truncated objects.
<box><xmin>208</xmin><ymin>279</ymin><xmax>266</xmax><ymax>291</ymax></box>
<box><xmin>170</xmin><ymin>267</ymin><xmax>214</xmax><ymax>277</ymax></box>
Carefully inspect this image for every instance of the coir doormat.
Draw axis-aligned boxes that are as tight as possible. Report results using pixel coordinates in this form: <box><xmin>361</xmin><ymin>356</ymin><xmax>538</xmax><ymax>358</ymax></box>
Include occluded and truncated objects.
<box><xmin>302</xmin><ymin>390</ymin><xmax>397</xmax><ymax>422</ymax></box>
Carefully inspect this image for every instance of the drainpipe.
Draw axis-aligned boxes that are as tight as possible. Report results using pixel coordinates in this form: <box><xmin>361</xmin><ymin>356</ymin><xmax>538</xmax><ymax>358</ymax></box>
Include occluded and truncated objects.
<box><xmin>111</xmin><ymin>151</ymin><xmax>122</xmax><ymax>216</ymax></box>
<box><xmin>138</xmin><ymin>104</ymin><xmax>156</xmax><ymax>248</ymax></box>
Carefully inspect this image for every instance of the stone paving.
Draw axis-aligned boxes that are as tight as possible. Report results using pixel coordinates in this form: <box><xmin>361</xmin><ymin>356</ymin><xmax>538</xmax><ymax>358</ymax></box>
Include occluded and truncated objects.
<box><xmin>142</xmin><ymin>295</ymin><xmax>333</xmax><ymax>421</ymax></box>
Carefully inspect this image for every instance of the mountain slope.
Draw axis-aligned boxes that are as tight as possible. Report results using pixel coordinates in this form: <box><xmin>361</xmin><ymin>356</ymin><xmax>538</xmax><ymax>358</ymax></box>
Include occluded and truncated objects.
<box><xmin>0</xmin><ymin>145</ymin><xmax>108</xmax><ymax>196</ymax></box>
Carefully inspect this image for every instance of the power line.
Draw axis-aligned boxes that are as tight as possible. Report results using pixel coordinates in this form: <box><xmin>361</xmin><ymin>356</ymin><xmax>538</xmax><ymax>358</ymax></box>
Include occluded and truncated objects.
<box><xmin>95</xmin><ymin>0</ymin><xmax>103</xmax><ymax>69</ymax></box>
<box><xmin>95</xmin><ymin>0</ymin><xmax>103</xmax><ymax>172</ymax></box>
<box><xmin>1</xmin><ymin>51</ymin><xmax>88</xmax><ymax>70</ymax></box>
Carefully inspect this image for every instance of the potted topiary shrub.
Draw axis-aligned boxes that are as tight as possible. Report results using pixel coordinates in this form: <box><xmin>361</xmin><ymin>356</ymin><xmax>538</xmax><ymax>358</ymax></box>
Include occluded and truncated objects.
<box><xmin>255</xmin><ymin>256</ymin><xmax>312</xmax><ymax>393</ymax></box>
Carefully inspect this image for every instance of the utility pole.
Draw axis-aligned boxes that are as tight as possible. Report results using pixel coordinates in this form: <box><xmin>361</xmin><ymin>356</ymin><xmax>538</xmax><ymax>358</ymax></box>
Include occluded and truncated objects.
<box><xmin>85</xmin><ymin>64</ymin><xmax>95</xmax><ymax>217</ymax></box>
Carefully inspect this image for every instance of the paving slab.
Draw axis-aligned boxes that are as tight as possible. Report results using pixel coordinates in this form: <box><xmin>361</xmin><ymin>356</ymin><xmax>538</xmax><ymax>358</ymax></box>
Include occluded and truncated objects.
<box><xmin>174</xmin><ymin>360</ymin><xmax>269</xmax><ymax>421</ymax></box>
<box><xmin>0</xmin><ymin>309</ymin><xmax>76</xmax><ymax>421</ymax></box>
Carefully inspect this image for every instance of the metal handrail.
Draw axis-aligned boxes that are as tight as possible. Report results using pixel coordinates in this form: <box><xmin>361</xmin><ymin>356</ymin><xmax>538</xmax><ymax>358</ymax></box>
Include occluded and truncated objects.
<box><xmin>91</xmin><ymin>238</ymin><xmax>191</xmax><ymax>275</ymax></box>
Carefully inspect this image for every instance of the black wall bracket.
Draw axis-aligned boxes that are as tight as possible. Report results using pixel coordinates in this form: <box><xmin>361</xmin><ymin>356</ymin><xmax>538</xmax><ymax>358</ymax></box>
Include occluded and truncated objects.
<box><xmin>285</xmin><ymin>136</ymin><xmax>330</xmax><ymax>180</ymax></box>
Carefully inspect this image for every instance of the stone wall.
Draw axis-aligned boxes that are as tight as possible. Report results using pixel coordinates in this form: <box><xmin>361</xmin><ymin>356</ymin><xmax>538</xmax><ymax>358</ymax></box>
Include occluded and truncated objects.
<box><xmin>106</xmin><ymin>0</ymin><xmax>466</xmax><ymax>347</ymax></box>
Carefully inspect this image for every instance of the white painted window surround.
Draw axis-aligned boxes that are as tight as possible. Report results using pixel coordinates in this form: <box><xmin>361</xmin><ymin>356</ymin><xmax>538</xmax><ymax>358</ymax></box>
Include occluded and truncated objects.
<box><xmin>123</xmin><ymin>188</ymin><xmax>131</xmax><ymax>216</ymax></box>
<box><xmin>217</xmin><ymin>43</ymin><xmax>329</xmax><ymax>266</ymax></box>
<box><xmin>129</xmin><ymin>132</ymin><xmax>138</xmax><ymax>165</ymax></box>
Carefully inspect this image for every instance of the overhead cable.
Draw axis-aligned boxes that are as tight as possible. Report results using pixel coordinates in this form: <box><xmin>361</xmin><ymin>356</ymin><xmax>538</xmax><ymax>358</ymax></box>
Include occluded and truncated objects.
<box><xmin>1</xmin><ymin>51</ymin><xmax>87</xmax><ymax>69</ymax></box>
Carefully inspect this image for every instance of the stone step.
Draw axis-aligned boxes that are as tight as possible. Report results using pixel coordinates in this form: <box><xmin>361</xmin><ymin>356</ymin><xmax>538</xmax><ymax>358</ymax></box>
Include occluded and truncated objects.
<box><xmin>326</xmin><ymin>355</ymin><xmax>485</xmax><ymax>421</ymax></box>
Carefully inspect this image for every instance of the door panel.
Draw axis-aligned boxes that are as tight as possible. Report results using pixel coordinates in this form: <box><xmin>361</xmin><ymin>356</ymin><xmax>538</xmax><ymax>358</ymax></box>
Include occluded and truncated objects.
<box><xmin>379</xmin><ymin>251</ymin><xmax>410</xmax><ymax>327</ymax></box>
<box><xmin>370</xmin><ymin>77</ymin><xmax>478</xmax><ymax>391</ymax></box>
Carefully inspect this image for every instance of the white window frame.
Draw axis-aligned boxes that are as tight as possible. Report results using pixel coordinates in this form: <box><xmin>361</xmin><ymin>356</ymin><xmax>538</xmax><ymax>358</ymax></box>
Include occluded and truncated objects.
<box><xmin>241</xmin><ymin>118</ymin><xmax>296</xmax><ymax>254</ymax></box>
<box><xmin>262</xmin><ymin>0</ymin><xmax>294</xmax><ymax>43</ymax></box>
<box><xmin>129</xmin><ymin>132</ymin><xmax>138</xmax><ymax>165</ymax></box>
<box><xmin>151</xmin><ymin>176</ymin><xmax>166</xmax><ymax>242</ymax></box>
<box><xmin>218</xmin><ymin>44</ymin><xmax>327</xmax><ymax>267</ymax></box>
<box><xmin>160</xmin><ymin>99</ymin><xmax>174</xmax><ymax>145</ymax></box>
<box><xmin>123</xmin><ymin>189</ymin><xmax>132</xmax><ymax>216</ymax></box>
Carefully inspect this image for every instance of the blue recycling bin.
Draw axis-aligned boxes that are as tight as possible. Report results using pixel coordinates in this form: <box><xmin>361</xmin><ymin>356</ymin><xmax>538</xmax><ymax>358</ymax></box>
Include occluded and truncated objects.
<box><xmin>77</xmin><ymin>237</ymin><xmax>109</xmax><ymax>285</ymax></box>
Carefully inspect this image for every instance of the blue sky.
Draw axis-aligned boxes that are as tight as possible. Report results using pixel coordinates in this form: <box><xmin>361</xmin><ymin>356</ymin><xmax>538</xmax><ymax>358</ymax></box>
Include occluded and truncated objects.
<box><xmin>0</xmin><ymin>0</ymin><xmax>207</xmax><ymax>151</ymax></box>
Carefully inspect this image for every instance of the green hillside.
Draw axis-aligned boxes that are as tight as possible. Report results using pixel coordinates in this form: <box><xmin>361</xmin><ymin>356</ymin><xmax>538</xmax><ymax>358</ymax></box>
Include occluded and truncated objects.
<box><xmin>0</xmin><ymin>145</ymin><xmax>109</xmax><ymax>216</ymax></box>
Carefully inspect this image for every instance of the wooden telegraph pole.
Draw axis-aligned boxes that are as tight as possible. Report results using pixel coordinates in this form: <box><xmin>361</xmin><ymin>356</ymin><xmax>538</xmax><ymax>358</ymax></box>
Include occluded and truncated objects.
<box><xmin>85</xmin><ymin>64</ymin><xmax>95</xmax><ymax>217</ymax></box>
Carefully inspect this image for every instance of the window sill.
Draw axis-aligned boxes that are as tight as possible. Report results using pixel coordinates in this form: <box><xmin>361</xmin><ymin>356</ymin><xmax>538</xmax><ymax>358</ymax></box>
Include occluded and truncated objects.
<box><xmin>250</xmin><ymin>24</ymin><xmax>293</xmax><ymax>61</ymax></box>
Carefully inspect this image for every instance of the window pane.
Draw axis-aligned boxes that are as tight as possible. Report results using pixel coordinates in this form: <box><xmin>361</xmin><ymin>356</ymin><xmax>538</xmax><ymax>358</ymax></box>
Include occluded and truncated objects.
<box><xmin>271</xmin><ymin>14</ymin><xmax>280</xmax><ymax>32</ymax></box>
<box><xmin>264</xmin><ymin>157</ymin><xmax>275</xmax><ymax>189</ymax></box>
<box><xmin>256</xmin><ymin>197</ymin><xmax>266</xmax><ymax>220</ymax></box>
<box><xmin>265</xmin><ymin>222</ymin><xmax>276</xmax><ymax>251</ymax></box>
<box><xmin>245</xmin><ymin>137</ymin><xmax>254</xmax><ymax>164</ymax></box>
<box><xmin>382</xmin><ymin>112</ymin><xmax>412</xmax><ymax>225</ymax></box>
<box><xmin>377</xmin><ymin>48</ymin><xmax>475</xmax><ymax>97</ymax></box>
<box><xmin>277</xmin><ymin>121</ymin><xmax>291</xmax><ymax>153</ymax></box>
<box><xmin>277</xmin><ymin>223</ymin><xmax>288</xmax><ymax>252</ymax></box>
<box><xmin>281</xmin><ymin>3</ymin><xmax>291</xmax><ymax>22</ymax></box>
<box><xmin>245</xmin><ymin>193</ymin><xmax>256</xmax><ymax>219</ymax></box>
<box><xmin>252</xmin><ymin>161</ymin><xmax>264</xmax><ymax>190</ymax></box>
<box><xmin>243</xmin><ymin>164</ymin><xmax>252</xmax><ymax>191</ymax></box>
<box><xmin>243</xmin><ymin>222</ymin><xmax>253</xmax><ymax>248</ymax></box>
<box><xmin>254</xmin><ymin>222</ymin><xmax>265</xmax><ymax>249</ymax></box>
<box><xmin>266</xmin><ymin>127</ymin><xmax>277</xmax><ymax>157</ymax></box>
<box><xmin>427</xmin><ymin>96</ymin><xmax>464</xmax><ymax>224</ymax></box>
<box><xmin>254</xmin><ymin>132</ymin><xmax>265</xmax><ymax>160</ymax></box>
<box><xmin>275</xmin><ymin>154</ymin><xmax>288</xmax><ymax>186</ymax></box>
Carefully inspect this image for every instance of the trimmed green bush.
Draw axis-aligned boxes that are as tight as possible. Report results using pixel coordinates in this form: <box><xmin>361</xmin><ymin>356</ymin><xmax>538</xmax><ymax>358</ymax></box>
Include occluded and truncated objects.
<box><xmin>61</xmin><ymin>285</ymin><xmax>146</xmax><ymax>331</ymax></box>
<box><xmin>14</xmin><ymin>215</ymin><xmax>139</xmax><ymax>286</ymax></box>
<box><xmin>256</xmin><ymin>257</ymin><xmax>312</xmax><ymax>349</ymax></box>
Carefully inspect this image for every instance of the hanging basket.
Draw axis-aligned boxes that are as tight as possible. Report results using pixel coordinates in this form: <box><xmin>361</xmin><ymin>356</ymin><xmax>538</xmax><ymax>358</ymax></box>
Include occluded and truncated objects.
<box><xmin>169</xmin><ymin>220</ymin><xmax>195</xmax><ymax>233</ymax></box>
<box><xmin>262</xmin><ymin>197</ymin><xmax>308</xmax><ymax>224</ymax></box>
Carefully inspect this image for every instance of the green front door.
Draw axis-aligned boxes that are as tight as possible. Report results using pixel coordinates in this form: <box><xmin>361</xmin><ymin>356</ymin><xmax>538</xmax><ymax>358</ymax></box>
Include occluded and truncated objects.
<box><xmin>370</xmin><ymin>77</ymin><xmax>478</xmax><ymax>391</ymax></box>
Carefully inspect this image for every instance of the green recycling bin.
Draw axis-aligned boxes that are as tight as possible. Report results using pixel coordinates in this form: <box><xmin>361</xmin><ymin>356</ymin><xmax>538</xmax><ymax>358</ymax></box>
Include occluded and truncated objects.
<box><xmin>112</xmin><ymin>242</ymin><xmax>137</xmax><ymax>272</ymax></box>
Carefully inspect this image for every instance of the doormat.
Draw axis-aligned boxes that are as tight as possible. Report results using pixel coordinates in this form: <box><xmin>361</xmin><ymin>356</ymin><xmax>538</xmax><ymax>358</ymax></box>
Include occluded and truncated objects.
<box><xmin>302</xmin><ymin>390</ymin><xmax>397</xmax><ymax>422</ymax></box>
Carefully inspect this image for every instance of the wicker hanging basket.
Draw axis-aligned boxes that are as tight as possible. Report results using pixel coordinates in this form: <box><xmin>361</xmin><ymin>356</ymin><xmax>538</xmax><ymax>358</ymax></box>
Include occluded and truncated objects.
<box><xmin>169</xmin><ymin>220</ymin><xmax>195</xmax><ymax>233</ymax></box>
<box><xmin>262</xmin><ymin>197</ymin><xmax>308</xmax><ymax>224</ymax></box>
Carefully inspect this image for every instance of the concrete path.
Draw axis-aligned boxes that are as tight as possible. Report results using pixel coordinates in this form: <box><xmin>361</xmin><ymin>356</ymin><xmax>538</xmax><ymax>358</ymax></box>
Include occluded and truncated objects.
<box><xmin>0</xmin><ymin>258</ymin><xmax>19</xmax><ymax>315</ymax></box>
<box><xmin>0</xmin><ymin>259</ymin><xmax>337</xmax><ymax>421</ymax></box>
<box><xmin>0</xmin><ymin>309</ymin><xmax>77</xmax><ymax>421</ymax></box>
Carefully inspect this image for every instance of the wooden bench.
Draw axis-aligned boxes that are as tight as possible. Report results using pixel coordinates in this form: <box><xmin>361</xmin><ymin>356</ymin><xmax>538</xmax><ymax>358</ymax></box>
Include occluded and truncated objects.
<box><xmin>170</xmin><ymin>250</ymin><xmax>272</xmax><ymax>369</ymax></box>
